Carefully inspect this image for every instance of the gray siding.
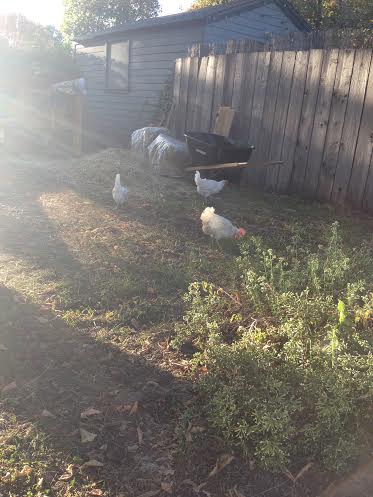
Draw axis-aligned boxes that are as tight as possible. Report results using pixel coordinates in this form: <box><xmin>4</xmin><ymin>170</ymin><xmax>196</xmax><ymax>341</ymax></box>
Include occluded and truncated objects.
<box><xmin>204</xmin><ymin>4</ymin><xmax>300</xmax><ymax>43</ymax></box>
<box><xmin>76</xmin><ymin>1</ymin><xmax>304</xmax><ymax>148</ymax></box>
<box><xmin>76</xmin><ymin>24</ymin><xmax>203</xmax><ymax>147</ymax></box>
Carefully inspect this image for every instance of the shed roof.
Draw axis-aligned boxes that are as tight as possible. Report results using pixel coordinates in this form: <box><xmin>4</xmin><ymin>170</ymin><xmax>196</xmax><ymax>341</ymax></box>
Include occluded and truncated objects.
<box><xmin>75</xmin><ymin>0</ymin><xmax>310</xmax><ymax>44</ymax></box>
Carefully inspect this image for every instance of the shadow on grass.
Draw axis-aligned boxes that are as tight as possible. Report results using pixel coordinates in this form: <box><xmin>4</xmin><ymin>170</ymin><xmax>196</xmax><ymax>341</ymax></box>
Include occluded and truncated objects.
<box><xmin>0</xmin><ymin>283</ymin><xmax>190</xmax><ymax>497</ymax></box>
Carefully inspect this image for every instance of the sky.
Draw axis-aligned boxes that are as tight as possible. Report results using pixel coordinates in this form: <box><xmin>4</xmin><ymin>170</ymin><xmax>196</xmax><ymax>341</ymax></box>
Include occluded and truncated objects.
<box><xmin>0</xmin><ymin>0</ymin><xmax>194</xmax><ymax>27</ymax></box>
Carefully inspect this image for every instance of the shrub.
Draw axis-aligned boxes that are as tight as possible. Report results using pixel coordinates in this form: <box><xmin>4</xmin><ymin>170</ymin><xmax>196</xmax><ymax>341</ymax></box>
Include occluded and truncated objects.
<box><xmin>174</xmin><ymin>223</ymin><xmax>373</xmax><ymax>472</ymax></box>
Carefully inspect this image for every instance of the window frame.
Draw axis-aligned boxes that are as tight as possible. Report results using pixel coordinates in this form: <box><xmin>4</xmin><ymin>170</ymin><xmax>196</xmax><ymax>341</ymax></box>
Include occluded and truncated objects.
<box><xmin>105</xmin><ymin>40</ymin><xmax>130</xmax><ymax>93</ymax></box>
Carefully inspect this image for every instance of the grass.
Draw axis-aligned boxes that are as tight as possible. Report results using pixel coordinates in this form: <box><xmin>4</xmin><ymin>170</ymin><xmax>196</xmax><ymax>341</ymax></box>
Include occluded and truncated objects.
<box><xmin>0</xmin><ymin>148</ymin><xmax>372</xmax><ymax>497</ymax></box>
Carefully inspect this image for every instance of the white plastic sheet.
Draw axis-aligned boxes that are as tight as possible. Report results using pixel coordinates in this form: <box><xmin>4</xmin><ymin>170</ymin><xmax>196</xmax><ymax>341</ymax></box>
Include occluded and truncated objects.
<box><xmin>130</xmin><ymin>126</ymin><xmax>169</xmax><ymax>163</ymax></box>
<box><xmin>148</xmin><ymin>133</ymin><xmax>190</xmax><ymax>176</ymax></box>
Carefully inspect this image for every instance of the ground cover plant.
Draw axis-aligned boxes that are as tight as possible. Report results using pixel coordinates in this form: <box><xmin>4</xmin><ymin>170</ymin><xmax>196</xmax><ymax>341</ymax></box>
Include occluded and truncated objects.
<box><xmin>0</xmin><ymin>148</ymin><xmax>372</xmax><ymax>496</ymax></box>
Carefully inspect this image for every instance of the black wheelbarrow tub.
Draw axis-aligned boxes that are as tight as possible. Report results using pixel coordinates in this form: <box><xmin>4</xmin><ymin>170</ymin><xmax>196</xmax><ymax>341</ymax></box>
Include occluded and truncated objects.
<box><xmin>184</xmin><ymin>131</ymin><xmax>255</xmax><ymax>166</ymax></box>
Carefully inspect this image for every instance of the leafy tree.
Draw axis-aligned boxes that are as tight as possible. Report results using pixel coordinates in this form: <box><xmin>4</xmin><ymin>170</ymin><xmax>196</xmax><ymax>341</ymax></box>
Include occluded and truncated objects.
<box><xmin>62</xmin><ymin>0</ymin><xmax>160</xmax><ymax>39</ymax></box>
<box><xmin>189</xmin><ymin>0</ymin><xmax>373</xmax><ymax>29</ymax></box>
<box><xmin>0</xmin><ymin>14</ymin><xmax>78</xmax><ymax>92</ymax></box>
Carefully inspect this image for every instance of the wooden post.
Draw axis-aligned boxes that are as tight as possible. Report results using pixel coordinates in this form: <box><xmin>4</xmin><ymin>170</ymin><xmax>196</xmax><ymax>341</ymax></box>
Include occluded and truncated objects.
<box><xmin>72</xmin><ymin>94</ymin><xmax>83</xmax><ymax>156</ymax></box>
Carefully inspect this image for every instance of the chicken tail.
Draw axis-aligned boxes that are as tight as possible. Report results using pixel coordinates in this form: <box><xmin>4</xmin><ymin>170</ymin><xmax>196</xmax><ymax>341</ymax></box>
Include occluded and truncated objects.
<box><xmin>200</xmin><ymin>206</ymin><xmax>215</xmax><ymax>223</ymax></box>
<box><xmin>194</xmin><ymin>170</ymin><xmax>201</xmax><ymax>186</ymax></box>
<box><xmin>114</xmin><ymin>174</ymin><xmax>121</xmax><ymax>187</ymax></box>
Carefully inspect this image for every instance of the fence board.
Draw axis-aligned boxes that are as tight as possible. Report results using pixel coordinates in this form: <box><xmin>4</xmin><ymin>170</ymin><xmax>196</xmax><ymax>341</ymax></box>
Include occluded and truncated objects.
<box><xmin>303</xmin><ymin>49</ymin><xmax>339</xmax><ymax>197</ymax></box>
<box><xmin>362</xmin><ymin>155</ymin><xmax>373</xmax><ymax>211</ymax></box>
<box><xmin>171</xmin><ymin>46</ymin><xmax>373</xmax><ymax>213</ymax></box>
<box><xmin>277</xmin><ymin>50</ymin><xmax>309</xmax><ymax>192</ymax></box>
<box><xmin>186</xmin><ymin>57</ymin><xmax>199</xmax><ymax>131</ymax></box>
<box><xmin>242</xmin><ymin>52</ymin><xmax>259</xmax><ymax>136</ymax></box>
<box><xmin>245</xmin><ymin>51</ymin><xmax>270</xmax><ymax>184</ymax></box>
<box><xmin>200</xmin><ymin>56</ymin><xmax>218</xmax><ymax>132</ymax></box>
<box><xmin>232</xmin><ymin>53</ymin><xmax>251</xmax><ymax>141</ymax></box>
<box><xmin>254</xmin><ymin>51</ymin><xmax>283</xmax><ymax>185</ymax></box>
<box><xmin>223</xmin><ymin>53</ymin><xmax>237</xmax><ymax>107</ymax></box>
<box><xmin>192</xmin><ymin>57</ymin><xmax>208</xmax><ymax>130</ymax></box>
<box><xmin>211</xmin><ymin>55</ymin><xmax>227</xmax><ymax>129</ymax></box>
<box><xmin>265</xmin><ymin>51</ymin><xmax>296</xmax><ymax>191</ymax></box>
<box><xmin>350</xmin><ymin>61</ymin><xmax>373</xmax><ymax>209</ymax></box>
<box><xmin>232</xmin><ymin>53</ymin><xmax>248</xmax><ymax>110</ymax></box>
<box><xmin>317</xmin><ymin>49</ymin><xmax>355</xmax><ymax>201</ymax></box>
<box><xmin>175</xmin><ymin>57</ymin><xmax>191</xmax><ymax>137</ymax></box>
<box><xmin>291</xmin><ymin>50</ymin><xmax>324</xmax><ymax>192</ymax></box>
<box><xmin>170</xmin><ymin>58</ymin><xmax>182</xmax><ymax>133</ymax></box>
<box><xmin>335</xmin><ymin>49</ymin><xmax>373</xmax><ymax>206</ymax></box>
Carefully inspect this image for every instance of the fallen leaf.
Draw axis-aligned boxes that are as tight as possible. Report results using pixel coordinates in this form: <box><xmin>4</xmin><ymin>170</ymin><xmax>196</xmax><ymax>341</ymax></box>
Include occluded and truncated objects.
<box><xmin>293</xmin><ymin>462</ymin><xmax>314</xmax><ymax>482</ymax></box>
<box><xmin>36</xmin><ymin>316</ymin><xmax>49</xmax><ymax>324</ymax></box>
<box><xmin>20</xmin><ymin>465</ymin><xmax>33</xmax><ymax>477</ymax></box>
<box><xmin>137</xmin><ymin>426</ymin><xmax>144</xmax><ymax>445</ymax></box>
<box><xmin>80</xmin><ymin>428</ymin><xmax>97</xmax><ymax>444</ymax></box>
<box><xmin>129</xmin><ymin>400</ymin><xmax>139</xmax><ymax>415</ymax></box>
<box><xmin>180</xmin><ymin>479</ymin><xmax>198</xmax><ymax>491</ymax></box>
<box><xmin>162</xmin><ymin>468</ymin><xmax>175</xmax><ymax>476</ymax></box>
<box><xmin>81</xmin><ymin>407</ymin><xmax>102</xmax><ymax>419</ymax></box>
<box><xmin>36</xmin><ymin>477</ymin><xmax>44</xmax><ymax>489</ymax></box>
<box><xmin>80</xmin><ymin>459</ymin><xmax>104</xmax><ymax>470</ymax></box>
<box><xmin>131</xmin><ymin>318</ymin><xmax>140</xmax><ymax>330</ymax></box>
<box><xmin>208</xmin><ymin>454</ymin><xmax>234</xmax><ymax>479</ymax></box>
<box><xmin>1</xmin><ymin>381</ymin><xmax>17</xmax><ymax>394</ymax></box>
<box><xmin>116</xmin><ymin>404</ymin><xmax>132</xmax><ymax>414</ymax></box>
<box><xmin>137</xmin><ymin>491</ymin><xmax>160</xmax><ymax>497</ymax></box>
<box><xmin>0</xmin><ymin>343</ymin><xmax>8</xmax><ymax>351</ymax></box>
<box><xmin>161</xmin><ymin>482</ymin><xmax>172</xmax><ymax>494</ymax></box>
<box><xmin>41</xmin><ymin>409</ymin><xmax>55</xmax><ymax>418</ymax></box>
<box><xmin>58</xmin><ymin>464</ymin><xmax>76</xmax><ymax>481</ymax></box>
<box><xmin>190</xmin><ymin>426</ymin><xmax>205</xmax><ymax>434</ymax></box>
<box><xmin>88</xmin><ymin>489</ymin><xmax>104</xmax><ymax>496</ymax></box>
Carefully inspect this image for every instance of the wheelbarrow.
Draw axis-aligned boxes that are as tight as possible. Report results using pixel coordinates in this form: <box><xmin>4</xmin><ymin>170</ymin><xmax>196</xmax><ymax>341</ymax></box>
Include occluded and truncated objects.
<box><xmin>184</xmin><ymin>131</ymin><xmax>283</xmax><ymax>182</ymax></box>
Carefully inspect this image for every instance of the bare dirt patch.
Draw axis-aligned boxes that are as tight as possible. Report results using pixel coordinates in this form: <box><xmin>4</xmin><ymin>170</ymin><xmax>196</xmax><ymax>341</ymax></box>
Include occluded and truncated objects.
<box><xmin>0</xmin><ymin>149</ymin><xmax>372</xmax><ymax>497</ymax></box>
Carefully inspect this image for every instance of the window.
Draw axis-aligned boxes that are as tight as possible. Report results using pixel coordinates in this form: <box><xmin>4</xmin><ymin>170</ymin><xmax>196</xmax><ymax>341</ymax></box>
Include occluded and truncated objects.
<box><xmin>106</xmin><ymin>41</ymin><xmax>130</xmax><ymax>91</ymax></box>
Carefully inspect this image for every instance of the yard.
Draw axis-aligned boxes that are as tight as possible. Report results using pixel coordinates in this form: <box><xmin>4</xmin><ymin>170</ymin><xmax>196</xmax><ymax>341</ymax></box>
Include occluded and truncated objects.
<box><xmin>0</xmin><ymin>148</ymin><xmax>372</xmax><ymax>497</ymax></box>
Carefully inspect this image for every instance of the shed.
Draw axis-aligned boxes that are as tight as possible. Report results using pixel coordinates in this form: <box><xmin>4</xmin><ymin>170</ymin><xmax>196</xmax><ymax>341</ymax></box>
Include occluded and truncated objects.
<box><xmin>75</xmin><ymin>0</ymin><xmax>309</xmax><ymax>148</ymax></box>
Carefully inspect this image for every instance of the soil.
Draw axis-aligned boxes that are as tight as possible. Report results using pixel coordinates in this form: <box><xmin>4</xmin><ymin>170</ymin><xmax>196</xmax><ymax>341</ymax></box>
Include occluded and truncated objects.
<box><xmin>0</xmin><ymin>148</ymin><xmax>372</xmax><ymax>497</ymax></box>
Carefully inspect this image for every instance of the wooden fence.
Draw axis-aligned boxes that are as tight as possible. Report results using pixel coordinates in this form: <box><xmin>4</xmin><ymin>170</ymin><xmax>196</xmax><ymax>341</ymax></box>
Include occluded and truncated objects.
<box><xmin>171</xmin><ymin>48</ymin><xmax>373</xmax><ymax>213</ymax></box>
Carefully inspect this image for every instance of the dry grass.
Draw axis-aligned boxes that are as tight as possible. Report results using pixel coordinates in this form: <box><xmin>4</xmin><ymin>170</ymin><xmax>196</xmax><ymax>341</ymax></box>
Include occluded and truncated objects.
<box><xmin>0</xmin><ymin>148</ymin><xmax>372</xmax><ymax>497</ymax></box>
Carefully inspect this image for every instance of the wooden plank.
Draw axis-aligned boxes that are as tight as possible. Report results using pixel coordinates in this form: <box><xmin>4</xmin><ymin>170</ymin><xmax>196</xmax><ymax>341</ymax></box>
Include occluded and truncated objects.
<box><xmin>175</xmin><ymin>56</ymin><xmax>191</xmax><ymax>137</ymax></box>
<box><xmin>362</xmin><ymin>154</ymin><xmax>373</xmax><ymax>212</ymax></box>
<box><xmin>213</xmin><ymin>107</ymin><xmax>236</xmax><ymax>137</ymax></box>
<box><xmin>317</xmin><ymin>49</ymin><xmax>355</xmax><ymax>201</ymax></box>
<box><xmin>303</xmin><ymin>49</ymin><xmax>339</xmax><ymax>197</ymax></box>
<box><xmin>185</xmin><ymin>160</ymin><xmax>283</xmax><ymax>172</ymax></box>
<box><xmin>232</xmin><ymin>52</ymin><xmax>257</xmax><ymax>143</ymax></box>
<box><xmin>277</xmin><ymin>50</ymin><xmax>309</xmax><ymax>192</ymax></box>
<box><xmin>245</xmin><ymin>51</ymin><xmax>270</xmax><ymax>184</ymax></box>
<box><xmin>265</xmin><ymin>50</ymin><xmax>296</xmax><ymax>191</ymax></box>
<box><xmin>332</xmin><ymin>49</ymin><xmax>372</xmax><ymax>205</ymax></box>
<box><xmin>192</xmin><ymin>57</ymin><xmax>208</xmax><ymax>130</ymax></box>
<box><xmin>345</xmin><ymin>50</ymin><xmax>373</xmax><ymax>208</ymax></box>
<box><xmin>72</xmin><ymin>95</ymin><xmax>83</xmax><ymax>156</ymax></box>
<box><xmin>232</xmin><ymin>53</ymin><xmax>247</xmax><ymax>110</ymax></box>
<box><xmin>252</xmin><ymin>50</ymin><xmax>283</xmax><ymax>185</ymax></box>
<box><xmin>200</xmin><ymin>56</ymin><xmax>217</xmax><ymax>132</ymax></box>
<box><xmin>170</xmin><ymin>58</ymin><xmax>182</xmax><ymax>134</ymax></box>
<box><xmin>241</xmin><ymin>51</ymin><xmax>259</xmax><ymax>139</ymax></box>
<box><xmin>211</xmin><ymin>54</ymin><xmax>227</xmax><ymax>130</ymax></box>
<box><xmin>185</xmin><ymin>57</ymin><xmax>200</xmax><ymax>131</ymax></box>
<box><xmin>223</xmin><ymin>53</ymin><xmax>237</xmax><ymax>107</ymax></box>
<box><xmin>185</xmin><ymin>162</ymin><xmax>249</xmax><ymax>172</ymax></box>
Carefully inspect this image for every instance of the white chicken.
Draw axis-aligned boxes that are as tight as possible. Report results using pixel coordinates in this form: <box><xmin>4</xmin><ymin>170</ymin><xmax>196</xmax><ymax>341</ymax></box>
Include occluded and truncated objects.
<box><xmin>112</xmin><ymin>174</ymin><xmax>128</xmax><ymax>208</ymax></box>
<box><xmin>200</xmin><ymin>207</ymin><xmax>246</xmax><ymax>241</ymax></box>
<box><xmin>195</xmin><ymin>171</ymin><xmax>228</xmax><ymax>198</ymax></box>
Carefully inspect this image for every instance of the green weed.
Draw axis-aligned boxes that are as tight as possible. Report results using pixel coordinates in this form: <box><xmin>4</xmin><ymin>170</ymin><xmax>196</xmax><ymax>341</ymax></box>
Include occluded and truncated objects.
<box><xmin>174</xmin><ymin>223</ymin><xmax>373</xmax><ymax>472</ymax></box>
